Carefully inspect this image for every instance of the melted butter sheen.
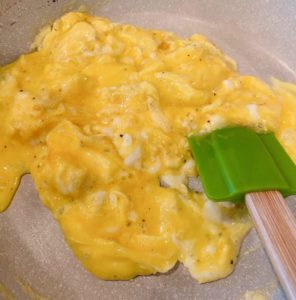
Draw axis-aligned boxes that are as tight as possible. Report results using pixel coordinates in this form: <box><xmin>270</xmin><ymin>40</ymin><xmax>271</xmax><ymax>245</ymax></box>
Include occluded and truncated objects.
<box><xmin>1</xmin><ymin>12</ymin><xmax>296</xmax><ymax>283</ymax></box>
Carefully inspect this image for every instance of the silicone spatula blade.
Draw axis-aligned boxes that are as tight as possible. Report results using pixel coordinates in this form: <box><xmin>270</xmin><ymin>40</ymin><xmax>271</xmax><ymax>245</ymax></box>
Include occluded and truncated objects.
<box><xmin>188</xmin><ymin>127</ymin><xmax>296</xmax><ymax>202</ymax></box>
<box><xmin>188</xmin><ymin>127</ymin><xmax>296</xmax><ymax>300</ymax></box>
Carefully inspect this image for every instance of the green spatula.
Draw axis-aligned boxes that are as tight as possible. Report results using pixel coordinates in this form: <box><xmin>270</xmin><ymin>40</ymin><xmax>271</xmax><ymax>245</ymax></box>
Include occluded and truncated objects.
<box><xmin>188</xmin><ymin>127</ymin><xmax>296</xmax><ymax>300</ymax></box>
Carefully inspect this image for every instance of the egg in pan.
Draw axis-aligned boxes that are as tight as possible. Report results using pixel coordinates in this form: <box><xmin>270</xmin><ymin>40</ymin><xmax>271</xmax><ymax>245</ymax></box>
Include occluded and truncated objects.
<box><xmin>0</xmin><ymin>12</ymin><xmax>296</xmax><ymax>283</ymax></box>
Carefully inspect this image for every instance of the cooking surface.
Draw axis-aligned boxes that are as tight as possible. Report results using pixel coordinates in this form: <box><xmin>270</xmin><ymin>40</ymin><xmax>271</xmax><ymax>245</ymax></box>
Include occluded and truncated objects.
<box><xmin>0</xmin><ymin>1</ymin><xmax>296</xmax><ymax>299</ymax></box>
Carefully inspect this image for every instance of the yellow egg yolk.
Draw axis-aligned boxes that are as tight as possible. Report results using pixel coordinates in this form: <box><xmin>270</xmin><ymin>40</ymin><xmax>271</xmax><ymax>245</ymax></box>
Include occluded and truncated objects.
<box><xmin>1</xmin><ymin>12</ymin><xmax>296</xmax><ymax>283</ymax></box>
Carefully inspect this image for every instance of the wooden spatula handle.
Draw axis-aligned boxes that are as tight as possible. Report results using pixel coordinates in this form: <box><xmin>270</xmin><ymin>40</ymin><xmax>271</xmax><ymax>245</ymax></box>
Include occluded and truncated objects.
<box><xmin>245</xmin><ymin>191</ymin><xmax>296</xmax><ymax>300</ymax></box>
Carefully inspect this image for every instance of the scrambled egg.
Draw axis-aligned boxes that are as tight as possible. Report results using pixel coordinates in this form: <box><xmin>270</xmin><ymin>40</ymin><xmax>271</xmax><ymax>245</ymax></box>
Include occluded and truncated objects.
<box><xmin>1</xmin><ymin>12</ymin><xmax>296</xmax><ymax>283</ymax></box>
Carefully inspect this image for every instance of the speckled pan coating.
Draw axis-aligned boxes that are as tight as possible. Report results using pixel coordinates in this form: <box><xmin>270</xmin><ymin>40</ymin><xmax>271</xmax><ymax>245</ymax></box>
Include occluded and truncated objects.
<box><xmin>0</xmin><ymin>1</ymin><xmax>296</xmax><ymax>299</ymax></box>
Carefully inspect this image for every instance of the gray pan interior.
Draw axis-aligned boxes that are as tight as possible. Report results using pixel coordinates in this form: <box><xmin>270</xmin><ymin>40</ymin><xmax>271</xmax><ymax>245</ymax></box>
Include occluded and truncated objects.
<box><xmin>0</xmin><ymin>1</ymin><xmax>296</xmax><ymax>299</ymax></box>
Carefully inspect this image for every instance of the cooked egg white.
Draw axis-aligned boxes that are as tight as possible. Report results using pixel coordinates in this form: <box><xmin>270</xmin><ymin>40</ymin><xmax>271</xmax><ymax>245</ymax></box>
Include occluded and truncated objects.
<box><xmin>1</xmin><ymin>12</ymin><xmax>296</xmax><ymax>283</ymax></box>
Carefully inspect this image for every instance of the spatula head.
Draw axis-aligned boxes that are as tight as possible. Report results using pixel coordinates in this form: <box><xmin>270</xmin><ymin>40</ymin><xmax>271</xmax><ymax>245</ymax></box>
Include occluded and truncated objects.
<box><xmin>188</xmin><ymin>127</ymin><xmax>296</xmax><ymax>202</ymax></box>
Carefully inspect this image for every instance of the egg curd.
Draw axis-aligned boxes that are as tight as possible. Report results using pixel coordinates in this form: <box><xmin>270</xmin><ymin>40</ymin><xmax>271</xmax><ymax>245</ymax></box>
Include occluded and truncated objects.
<box><xmin>1</xmin><ymin>12</ymin><xmax>296</xmax><ymax>283</ymax></box>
